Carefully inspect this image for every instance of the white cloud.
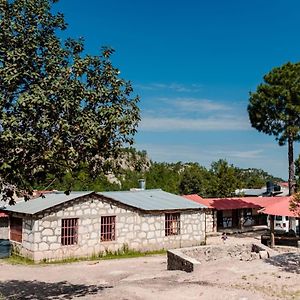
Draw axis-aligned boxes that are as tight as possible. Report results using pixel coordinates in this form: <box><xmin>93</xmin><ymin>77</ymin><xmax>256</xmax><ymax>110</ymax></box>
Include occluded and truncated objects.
<box><xmin>135</xmin><ymin>82</ymin><xmax>202</xmax><ymax>93</ymax></box>
<box><xmin>139</xmin><ymin>116</ymin><xmax>251</xmax><ymax>131</ymax></box>
<box><xmin>172</xmin><ymin>98</ymin><xmax>230</xmax><ymax>112</ymax></box>
<box><xmin>213</xmin><ymin>149</ymin><xmax>264</xmax><ymax>159</ymax></box>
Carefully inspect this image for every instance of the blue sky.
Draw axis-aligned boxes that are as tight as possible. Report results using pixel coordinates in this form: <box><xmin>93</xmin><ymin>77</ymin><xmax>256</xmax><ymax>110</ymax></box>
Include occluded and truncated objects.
<box><xmin>55</xmin><ymin>0</ymin><xmax>300</xmax><ymax>179</ymax></box>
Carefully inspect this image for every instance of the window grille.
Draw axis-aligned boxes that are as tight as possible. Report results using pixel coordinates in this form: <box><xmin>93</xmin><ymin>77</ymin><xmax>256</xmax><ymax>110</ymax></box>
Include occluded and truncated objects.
<box><xmin>61</xmin><ymin>218</ymin><xmax>78</xmax><ymax>246</ymax></box>
<box><xmin>101</xmin><ymin>216</ymin><xmax>116</xmax><ymax>241</ymax></box>
<box><xmin>10</xmin><ymin>217</ymin><xmax>23</xmax><ymax>243</ymax></box>
<box><xmin>165</xmin><ymin>213</ymin><xmax>180</xmax><ymax>236</ymax></box>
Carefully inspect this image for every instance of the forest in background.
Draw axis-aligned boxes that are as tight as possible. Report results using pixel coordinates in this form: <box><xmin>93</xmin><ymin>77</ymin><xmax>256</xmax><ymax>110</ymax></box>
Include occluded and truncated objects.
<box><xmin>34</xmin><ymin>148</ymin><xmax>283</xmax><ymax>198</ymax></box>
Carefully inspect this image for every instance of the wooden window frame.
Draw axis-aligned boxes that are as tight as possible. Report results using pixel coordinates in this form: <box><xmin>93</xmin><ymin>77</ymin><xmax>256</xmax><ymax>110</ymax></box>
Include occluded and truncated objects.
<box><xmin>10</xmin><ymin>217</ymin><xmax>23</xmax><ymax>243</ymax></box>
<box><xmin>165</xmin><ymin>213</ymin><xmax>180</xmax><ymax>236</ymax></box>
<box><xmin>61</xmin><ymin>218</ymin><xmax>78</xmax><ymax>246</ymax></box>
<box><xmin>101</xmin><ymin>216</ymin><xmax>116</xmax><ymax>242</ymax></box>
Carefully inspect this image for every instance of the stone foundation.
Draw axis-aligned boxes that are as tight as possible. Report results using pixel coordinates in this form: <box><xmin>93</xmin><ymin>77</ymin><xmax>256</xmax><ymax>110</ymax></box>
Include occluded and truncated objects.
<box><xmin>167</xmin><ymin>243</ymin><xmax>277</xmax><ymax>272</ymax></box>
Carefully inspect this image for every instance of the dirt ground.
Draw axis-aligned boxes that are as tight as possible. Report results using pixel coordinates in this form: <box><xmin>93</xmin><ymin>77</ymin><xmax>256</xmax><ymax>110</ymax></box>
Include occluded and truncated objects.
<box><xmin>0</xmin><ymin>232</ymin><xmax>299</xmax><ymax>300</ymax></box>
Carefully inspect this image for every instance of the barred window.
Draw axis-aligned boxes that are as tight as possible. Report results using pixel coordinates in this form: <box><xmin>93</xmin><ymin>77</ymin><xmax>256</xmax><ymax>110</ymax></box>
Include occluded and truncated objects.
<box><xmin>165</xmin><ymin>213</ymin><xmax>180</xmax><ymax>236</ymax></box>
<box><xmin>10</xmin><ymin>217</ymin><xmax>22</xmax><ymax>243</ymax></box>
<box><xmin>61</xmin><ymin>218</ymin><xmax>78</xmax><ymax>246</ymax></box>
<box><xmin>101</xmin><ymin>216</ymin><xmax>116</xmax><ymax>241</ymax></box>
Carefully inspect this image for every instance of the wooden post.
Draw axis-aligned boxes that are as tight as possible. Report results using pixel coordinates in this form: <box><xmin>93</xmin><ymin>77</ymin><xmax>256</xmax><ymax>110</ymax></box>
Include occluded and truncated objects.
<box><xmin>270</xmin><ymin>215</ymin><xmax>275</xmax><ymax>248</ymax></box>
<box><xmin>239</xmin><ymin>209</ymin><xmax>244</xmax><ymax>230</ymax></box>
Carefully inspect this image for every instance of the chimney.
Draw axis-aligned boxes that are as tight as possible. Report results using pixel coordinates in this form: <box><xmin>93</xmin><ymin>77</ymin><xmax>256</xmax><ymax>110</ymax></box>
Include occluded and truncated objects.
<box><xmin>266</xmin><ymin>181</ymin><xmax>274</xmax><ymax>195</ymax></box>
<box><xmin>138</xmin><ymin>179</ymin><xmax>146</xmax><ymax>190</ymax></box>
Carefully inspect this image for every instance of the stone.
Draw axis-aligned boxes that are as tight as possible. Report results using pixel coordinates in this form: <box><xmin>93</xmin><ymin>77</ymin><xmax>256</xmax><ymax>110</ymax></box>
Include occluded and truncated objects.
<box><xmin>48</xmin><ymin>236</ymin><xmax>58</xmax><ymax>243</ymax></box>
<box><xmin>259</xmin><ymin>251</ymin><xmax>269</xmax><ymax>259</ymax></box>
<box><xmin>147</xmin><ymin>231</ymin><xmax>155</xmax><ymax>239</ymax></box>
<box><xmin>76</xmin><ymin>210</ymin><xmax>83</xmax><ymax>216</ymax></box>
<box><xmin>139</xmin><ymin>232</ymin><xmax>146</xmax><ymax>239</ymax></box>
<box><xmin>42</xmin><ymin>221</ymin><xmax>51</xmax><ymax>228</ymax></box>
<box><xmin>49</xmin><ymin>243</ymin><xmax>61</xmax><ymax>250</ymax></box>
<box><xmin>39</xmin><ymin>242</ymin><xmax>49</xmax><ymax>251</ymax></box>
<box><xmin>42</xmin><ymin>228</ymin><xmax>53</xmax><ymax>236</ymax></box>
<box><xmin>142</xmin><ymin>223</ymin><xmax>149</xmax><ymax>231</ymax></box>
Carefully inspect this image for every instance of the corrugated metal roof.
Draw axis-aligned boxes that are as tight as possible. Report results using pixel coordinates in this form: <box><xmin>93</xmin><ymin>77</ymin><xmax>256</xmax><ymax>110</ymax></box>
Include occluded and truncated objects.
<box><xmin>98</xmin><ymin>189</ymin><xmax>206</xmax><ymax>211</ymax></box>
<box><xmin>0</xmin><ymin>191</ymin><xmax>93</xmax><ymax>215</ymax></box>
<box><xmin>184</xmin><ymin>194</ymin><xmax>290</xmax><ymax>211</ymax></box>
<box><xmin>259</xmin><ymin>196</ymin><xmax>299</xmax><ymax>217</ymax></box>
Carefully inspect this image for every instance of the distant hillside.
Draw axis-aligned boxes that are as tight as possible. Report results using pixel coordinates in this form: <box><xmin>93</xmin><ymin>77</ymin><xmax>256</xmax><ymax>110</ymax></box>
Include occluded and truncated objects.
<box><xmin>36</xmin><ymin>148</ymin><xmax>283</xmax><ymax>198</ymax></box>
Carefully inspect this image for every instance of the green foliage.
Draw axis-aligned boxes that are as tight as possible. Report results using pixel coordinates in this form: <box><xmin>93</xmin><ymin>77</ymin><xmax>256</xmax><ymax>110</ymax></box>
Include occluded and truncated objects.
<box><xmin>179</xmin><ymin>163</ymin><xmax>211</xmax><ymax>196</ymax></box>
<box><xmin>248</xmin><ymin>62</ymin><xmax>300</xmax><ymax>146</ymax></box>
<box><xmin>0</xmin><ymin>0</ymin><xmax>140</xmax><ymax>203</ymax></box>
<box><xmin>33</xmin><ymin>148</ymin><xmax>283</xmax><ymax>198</ymax></box>
<box><xmin>290</xmin><ymin>192</ymin><xmax>300</xmax><ymax>216</ymax></box>
<box><xmin>145</xmin><ymin>162</ymin><xmax>183</xmax><ymax>194</ymax></box>
<box><xmin>208</xmin><ymin>159</ymin><xmax>240</xmax><ymax>197</ymax></box>
<box><xmin>248</xmin><ymin>62</ymin><xmax>300</xmax><ymax>194</ymax></box>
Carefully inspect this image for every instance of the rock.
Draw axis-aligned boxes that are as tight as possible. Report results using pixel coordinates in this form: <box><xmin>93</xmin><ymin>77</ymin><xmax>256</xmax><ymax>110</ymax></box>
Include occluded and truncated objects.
<box><xmin>259</xmin><ymin>250</ymin><xmax>269</xmax><ymax>259</ymax></box>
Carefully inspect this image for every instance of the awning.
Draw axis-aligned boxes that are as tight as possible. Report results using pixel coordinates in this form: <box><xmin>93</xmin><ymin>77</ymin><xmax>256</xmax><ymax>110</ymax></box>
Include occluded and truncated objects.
<box><xmin>258</xmin><ymin>197</ymin><xmax>300</xmax><ymax>217</ymax></box>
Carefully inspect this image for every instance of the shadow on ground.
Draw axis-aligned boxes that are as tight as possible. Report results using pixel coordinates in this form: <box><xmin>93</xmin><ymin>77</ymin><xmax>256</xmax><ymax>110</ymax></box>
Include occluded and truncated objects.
<box><xmin>266</xmin><ymin>253</ymin><xmax>300</xmax><ymax>274</ymax></box>
<box><xmin>0</xmin><ymin>280</ymin><xmax>113</xmax><ymax>299</ymax></box>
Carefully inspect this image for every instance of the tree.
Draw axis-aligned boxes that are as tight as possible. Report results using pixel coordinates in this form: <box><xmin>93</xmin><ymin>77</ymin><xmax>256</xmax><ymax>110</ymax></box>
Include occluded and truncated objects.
<box><xmin>0</xmin><ymin>0</ymin><xmax>140</xmax><ymax>203</ymax></box>
<box><xmin>209</xmin><ymin>159</ymin><xmax>240</xmax><ymax>197</ymax></box>
<box><xmin>179</xmin><ymin>163</ymin><xmax>211</xmax><ymax>196</ymax></box>
<box><xmin>248</xmin><ymin>62</ymin><xmax>300</xmax><ymax>195</ymax></box>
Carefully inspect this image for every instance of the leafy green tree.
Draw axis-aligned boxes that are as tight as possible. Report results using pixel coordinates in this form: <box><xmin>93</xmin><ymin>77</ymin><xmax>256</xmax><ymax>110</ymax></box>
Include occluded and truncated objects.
<box><xmin>0</xmin><ymin>0</ymin><xmax>140</xmax><ymax>203</ymax></box>
<box><xmin>145</xmin><ymin>162</ymin><xmax>182</xmax><ymax>194</ymax></box>
<box><xmin>248</xmin><ymin>62</ymin><xmax>300</xmax><ymax>195</ymax></box>
<box><xmin>179</xmin><ymin>163</ymin><xmax>211</xmax><ymax>196</ymax></box>
<box><xmin>209</xmin><ymin>159</ymin><xmax>240</xmax><ymax>197</ymax></box>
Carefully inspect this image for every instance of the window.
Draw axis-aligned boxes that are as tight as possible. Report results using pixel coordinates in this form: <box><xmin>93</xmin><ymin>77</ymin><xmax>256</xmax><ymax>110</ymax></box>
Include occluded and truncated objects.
<box><xmin>275</xmin><ymin>216</ymin><xmax>283</xmax><ymax>221</ymax></box>
<box><xmin>61</xmin><ymin>218</ymin><xmax>78</xmax><ymax>246</ymax></box>
<box><xmin>10</xmin><ymin>217</ymin><xmax>23</xmax><ymax>243</ymax></box>
<box><xmin>165</xmin><ymin>213</ymin><xmax>180</xmax><ymax>236</ymax></box>
<box><xmin>101</xmin><ymin>216</ymin><xmax>116</xmax><ymax>241</ymax></box>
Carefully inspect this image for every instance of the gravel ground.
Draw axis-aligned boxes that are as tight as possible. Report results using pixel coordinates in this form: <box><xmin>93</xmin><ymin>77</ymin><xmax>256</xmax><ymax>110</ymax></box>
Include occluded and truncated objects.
<box><xmin>0</xmin><ymin>232</ymin><xmax>299</xmax><ymax>300</ymax></box>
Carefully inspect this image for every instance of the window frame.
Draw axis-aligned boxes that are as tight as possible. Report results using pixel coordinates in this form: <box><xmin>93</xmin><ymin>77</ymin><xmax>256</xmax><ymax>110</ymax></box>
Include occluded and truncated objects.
<box><xmin>100</xmin><ymin>215</ymin><xmax>116</xmax><ymax>242</ymax></box>
<box><xmin>165</xmin><ymin>213</ymin><xmax>181</xmax><ymax>236</ymax></box>
<box><xmin>61</xmin><ymin>218</ymin><xmax>78</xmax><ymax>246</ymax></box>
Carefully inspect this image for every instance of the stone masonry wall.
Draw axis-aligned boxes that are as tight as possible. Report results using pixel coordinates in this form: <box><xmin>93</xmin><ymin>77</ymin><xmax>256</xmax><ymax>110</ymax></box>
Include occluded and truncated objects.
<box><xmin>205</xmin><ymin>210</ymin><xmax>217</xmax><ymax>234</ymax></box>
<box><xmin>0</xmin><ymin>217</ymin><xmax>9</xmax><ymax>240</ymax></box>
<box><xmin>27</xmin><ymin>195</ymin><xmax>205</xmax><ymax>261</ymax></box>
<box><xmin>11</xmin><ymin>216</ymin><xmax>36</xmax><ymax>259</ymax></box>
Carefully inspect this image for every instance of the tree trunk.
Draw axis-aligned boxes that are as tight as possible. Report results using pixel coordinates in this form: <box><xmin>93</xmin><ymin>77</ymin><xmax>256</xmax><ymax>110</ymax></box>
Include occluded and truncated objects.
<box><xmin>288</xmin><ymin>136</ymin><xmax>297</xmax><ymax>231</ymax></box>
<box><xmin>288</xmin><ymin>136</ymin><xmax>295</xmax><ymax>196</ymax></box>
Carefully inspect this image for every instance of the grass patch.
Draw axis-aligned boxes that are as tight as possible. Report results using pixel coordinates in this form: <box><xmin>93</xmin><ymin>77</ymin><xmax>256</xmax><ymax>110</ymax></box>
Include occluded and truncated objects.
<box><xmin>4</xmin><ymin>244</ymin><xmax>166</xmax><ymax>266</ymax></box>
<box><xmin>3</xmin><ymin>254</ymin><xmax>34</xmax><ymax>265</ymax></box>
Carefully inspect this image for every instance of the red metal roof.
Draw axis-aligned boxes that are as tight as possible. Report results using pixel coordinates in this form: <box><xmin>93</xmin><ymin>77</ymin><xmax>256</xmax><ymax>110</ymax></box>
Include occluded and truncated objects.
<box><xmin>258</xmin><ymin>197</ymin><xmax>300</xmax><ymax>217</ymax></box>
<box><xmin>183</xmin><ymin>194</ymin><xmax>293</xmax><ymax>212</ymax></box>
<box><xmin>0</xmin><ymin>212</ymin><xmax>8</xmax><ymax>218</ymax></box>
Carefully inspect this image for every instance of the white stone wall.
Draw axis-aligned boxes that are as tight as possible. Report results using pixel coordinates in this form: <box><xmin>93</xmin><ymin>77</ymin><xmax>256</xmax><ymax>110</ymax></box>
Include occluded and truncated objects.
<box><xmin>205</xmin><ymin>210</ymin><xmax>217</xmax><ymax>233</ymax></box>
<box><xmin>0</xmin><ymin>217</ymin><xmax>9</xmax><ymax>239</ymax></box>
<box><xmin>10</xmin><ymin>217</ymin><xmax>36</xmax><ymax>259</ymax></box>
<box><xmin>23</xmin><ymin>195</ymin><xmax>206</xmax><ymax>261</ymax></box>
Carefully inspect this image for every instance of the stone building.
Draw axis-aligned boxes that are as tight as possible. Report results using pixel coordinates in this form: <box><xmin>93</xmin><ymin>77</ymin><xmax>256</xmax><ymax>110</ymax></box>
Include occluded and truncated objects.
<box><xmin>0</xmin><ymin>212</ymin><xmax>9</xmax><ymax>239</ymax></box>
<box><xmin>0</xmin><ymin>190</ymin><xmax>206</xmax><ymax>261</ymax></box>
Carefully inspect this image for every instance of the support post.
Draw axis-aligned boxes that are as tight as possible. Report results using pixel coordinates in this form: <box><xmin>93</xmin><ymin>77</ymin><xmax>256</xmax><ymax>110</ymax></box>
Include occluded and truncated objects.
<box><xmin>270</xmin><ymin>215</ymin><xmax>275</xmax><ymax>248</ymax></box>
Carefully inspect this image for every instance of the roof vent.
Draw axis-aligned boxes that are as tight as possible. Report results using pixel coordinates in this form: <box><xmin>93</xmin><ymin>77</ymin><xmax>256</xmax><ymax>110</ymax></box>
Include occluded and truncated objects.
<box><xmin>138</xmin><ymin>179</ymin><xmax>146</xmax><ymax>190</ymax></box>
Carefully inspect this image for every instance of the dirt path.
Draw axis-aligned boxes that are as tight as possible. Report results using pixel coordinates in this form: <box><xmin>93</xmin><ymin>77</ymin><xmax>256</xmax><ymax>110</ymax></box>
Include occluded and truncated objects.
<box><xmin>0</xmin><ymin>233</ymin><xmax>299</xmax><ymax>299</ymax></box>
